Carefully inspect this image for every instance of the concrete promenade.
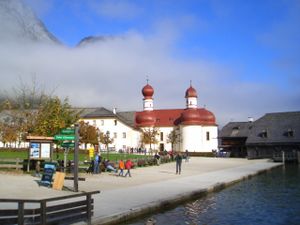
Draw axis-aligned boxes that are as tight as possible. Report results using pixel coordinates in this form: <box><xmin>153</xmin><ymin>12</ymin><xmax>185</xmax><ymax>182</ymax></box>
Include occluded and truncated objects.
<box><xmin>0</xmin><ymin>157</ymin><xmax>282</xmax><ymax>224</ymax></box>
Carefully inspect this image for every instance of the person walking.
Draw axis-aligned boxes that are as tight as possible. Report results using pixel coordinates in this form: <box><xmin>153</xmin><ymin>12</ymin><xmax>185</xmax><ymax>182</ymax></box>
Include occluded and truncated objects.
<box><xmin>118</xmin><ymin>159</ymin><xmax>125</xmax><ymax>177</ymax></box>
<box><xmin>175</xmin><ymin>152</ymin><xmax>183</xmax><ymax>174</ymax></box>
<box><xmin>124</xmin><ymin>159</ymin><xmax>133</xmax><ymax>177</ymax></box>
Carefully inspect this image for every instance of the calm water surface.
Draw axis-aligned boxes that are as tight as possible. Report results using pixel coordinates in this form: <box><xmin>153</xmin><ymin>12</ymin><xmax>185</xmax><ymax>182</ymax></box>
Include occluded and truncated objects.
<box><xmin>128</xmin><ymin>164</ymin><xmax>300</xmax><ymax>225</ymax></box>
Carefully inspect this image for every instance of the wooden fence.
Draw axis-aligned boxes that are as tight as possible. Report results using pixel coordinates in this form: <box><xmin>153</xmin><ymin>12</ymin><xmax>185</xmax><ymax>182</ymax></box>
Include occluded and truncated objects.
<box><xmin>0</xmin><ymin>158</ymin><xmax>22</xmax><ymax>170</ymax></box>
<box><xmin>0</xmin><ymin>191</ymin><xmax>100</xmax><ymax>225</ymax></box>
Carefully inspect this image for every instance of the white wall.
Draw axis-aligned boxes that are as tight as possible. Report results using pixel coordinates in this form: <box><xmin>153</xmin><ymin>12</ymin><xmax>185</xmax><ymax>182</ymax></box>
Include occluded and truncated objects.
<box><xmin>180</xmin><ymin>125</ymin><xmax>202</xmax><ymax>152</ymax></box>
<box><xmin>81</xmin><ymin>118</ymin><xmax>140</xmax><ymax>151</ymax></box>
<box><xmin>180</xmin><ymin>125</ymin><xmax>218</xmax><ymax>152</ymax></box>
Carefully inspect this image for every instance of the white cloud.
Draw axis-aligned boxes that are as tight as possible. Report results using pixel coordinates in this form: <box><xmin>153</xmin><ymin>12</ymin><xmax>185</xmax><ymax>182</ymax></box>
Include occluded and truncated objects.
<box><xmin>1</xmin><ymin>1</ymin><xmax>299</xmax><ymax>128</ymax></box>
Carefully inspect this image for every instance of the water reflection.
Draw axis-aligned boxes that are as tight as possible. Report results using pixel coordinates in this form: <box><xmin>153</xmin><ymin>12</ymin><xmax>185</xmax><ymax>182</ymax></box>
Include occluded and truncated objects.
<box><xmin>129</xmin><ymin>164</ymin><xmax>300</xmax><ymax>225</ymax></box>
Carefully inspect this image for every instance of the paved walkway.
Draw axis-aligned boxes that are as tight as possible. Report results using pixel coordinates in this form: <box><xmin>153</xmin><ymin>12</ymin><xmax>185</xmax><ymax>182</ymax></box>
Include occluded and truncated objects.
<box><xmin>0</xmin><ymin>158</ymin><xmax>282</xmax><ymax>224</ymax></box>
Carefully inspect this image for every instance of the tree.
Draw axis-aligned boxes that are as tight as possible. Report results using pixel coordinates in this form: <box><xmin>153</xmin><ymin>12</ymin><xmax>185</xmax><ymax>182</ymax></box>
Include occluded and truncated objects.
<box><xmin>167</xmin><ymin>129</ymin><xmax>179</xmax><ymax>151</ymax></box>
<box><xmin>79</xmin><ymin>121</ymin><xmax>99</xmax><ymax>149</ymax></box>
<box><xmin>33</xmin><ymin>96</ymin><xmax>79</xmax><ymax>137</ymax></box>
<box><xmin>99</xmin><ymin>131</ymin><xmax>114</xmax><ymax>159</ymax></box>
<box><xmin>140</xmin><ymin>127</ymin><xmax>159</xmax><ymax>151</ymax></box>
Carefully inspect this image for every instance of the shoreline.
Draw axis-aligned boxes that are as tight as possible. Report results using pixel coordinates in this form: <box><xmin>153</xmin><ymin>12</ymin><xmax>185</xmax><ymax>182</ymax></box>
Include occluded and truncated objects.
<box><xmin>0</xmin><ymin>158</ymin><xmax>282</xmax><ymax>224</ymax></box>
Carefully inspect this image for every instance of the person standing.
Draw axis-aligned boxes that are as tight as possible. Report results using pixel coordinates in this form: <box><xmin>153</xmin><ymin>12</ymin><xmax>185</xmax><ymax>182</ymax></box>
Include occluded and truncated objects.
<box><xmin>93</xmin><ymin>153</ymin><xmax>101</xmax><ymax>174</ymax></box>
<box><xmin>35</xmin><ymin>161</ymin><xmax>41</xmax><ymax>177</ymax></box>
<box><xmin>118</xmin><ymin>159</ymin><xmax>125</xmax><ymax>176</ymax></box>
<box><xmin>175</xmin><ymin>152</ymin><xmax>183</xmax><ymax>174</ymax></box>
<box><xmin>124</xmin><ymin>159</ymin><xmax>133</xmax><ymax>177</ymax></box>
<box><xmin>185</xmin><ymin>149</ymin><xmax>189</xmax><ymax>162</ymax></box>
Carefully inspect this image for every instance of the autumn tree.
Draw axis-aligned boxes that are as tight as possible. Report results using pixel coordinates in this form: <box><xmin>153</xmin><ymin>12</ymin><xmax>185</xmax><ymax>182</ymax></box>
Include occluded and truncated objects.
<box><xmin>32</xmin><ymin>96</ymin><xmax>79</xmax><ymax>137</ymax></box>
<box><xmin>99</xmin><ymin>131</ymin><xmax>114</xmax><ymax>159</ymax></box>
<box><xmin>78</xmin><ymin>121</ymin><xmax>99</xmax><ymax>149</ymax></box>
<box><xmin>167</xmin><ymin>129</ymin><xmax>179</xmax><ymax>151</ymax></box>
<box><xmin>140</xmin><ymin>127</ymin><xmax>159</xmax><ymax>151</ymax></box>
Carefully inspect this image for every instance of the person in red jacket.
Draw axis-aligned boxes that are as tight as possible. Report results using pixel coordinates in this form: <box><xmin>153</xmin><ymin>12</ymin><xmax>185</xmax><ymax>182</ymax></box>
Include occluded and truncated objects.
<box><xmin>124</xmin><ymin>159</ymin><xmax>133</xmax><ymax>177</ymax></box>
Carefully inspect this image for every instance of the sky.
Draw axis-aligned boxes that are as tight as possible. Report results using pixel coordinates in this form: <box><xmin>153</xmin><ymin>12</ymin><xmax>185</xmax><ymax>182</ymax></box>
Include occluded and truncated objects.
<box><xmin>1</xmin><ymin>0</ymin><xmax>300</xmax><ymax>127</ymax></box>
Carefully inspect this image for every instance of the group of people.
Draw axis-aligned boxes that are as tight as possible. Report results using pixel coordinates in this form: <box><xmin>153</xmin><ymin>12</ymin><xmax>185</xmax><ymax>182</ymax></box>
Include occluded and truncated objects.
<box><xmin>89</xmin><ymin>150</ymin><xmax>189</xmax><ymax>177</ymax></box>
<box><xmin>89</xmin><ymin>153</ymin><xmax>133</xmax><ymax>177</ymax></box>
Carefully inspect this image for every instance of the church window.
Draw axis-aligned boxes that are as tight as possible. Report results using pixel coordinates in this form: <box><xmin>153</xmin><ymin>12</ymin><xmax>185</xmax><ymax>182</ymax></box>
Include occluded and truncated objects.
<box><xmin>206</xmin><ymin>132</ymin><xmax>210</xmax><ymax>141</ymax></box>
<box><xmin>123</xmin><ymin>132</ymin><xmax>126</xmax><ymax>138</ymax></box>
<box><xmin>114</xmin><ymin>120</ymin><xmax>117</xmax><ymax>126</ymax></box>
<box><xmin>113</xmin><ymin>132</ymin><xmax>117</xmax><ymax>138</ymax></box>
<box><xmin>101</xmin><ymin>120</ymin><xmax>104</xmax><ymax>126</ymax></box>
<box><xmin>160</xmin><ymin>132</ymin><xmax>163</xmax><ymax>141</ymax></box>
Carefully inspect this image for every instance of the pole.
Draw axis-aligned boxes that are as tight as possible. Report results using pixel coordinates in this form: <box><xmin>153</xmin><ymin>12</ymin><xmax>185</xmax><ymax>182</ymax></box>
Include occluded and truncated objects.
<box><xmin>74</xmin><ymin>123</ymin><xmax>79</xmax><ymax>192</ymax></box>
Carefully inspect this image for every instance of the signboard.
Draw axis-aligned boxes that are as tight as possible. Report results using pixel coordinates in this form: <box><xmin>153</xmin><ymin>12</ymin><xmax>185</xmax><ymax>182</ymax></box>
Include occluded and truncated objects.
<box><xmin>52</xmin><ymin>172</ymin><xmax>65</xmax><ymax>190</ymax></box>
<box><xmin>54</xmin><ymin>135</ymin><xmax>75</xmax><ymax>141</ymax></box>
<box><xmin>61</xmin><ymin>142</ymin><xmax>75</xmax><ymax>148</ymax></box>
<box><xmin>30</xmin><ymin>143</ymin><xmax>40</xmax><ymax>159</ymax></box>
<box><xmin>41</xmin><ymin>143</ymin><xmax>51</xmax><ymax>158</ymax></box>
<box><xmin>41</xmin><ymin>163</ymin><xmax>56</xmax><ymax>186</ymax></box>
<box><xmin>61</xmin><ymin>128</ymin><xmax>75</xmax><ymax>135</ymax></box>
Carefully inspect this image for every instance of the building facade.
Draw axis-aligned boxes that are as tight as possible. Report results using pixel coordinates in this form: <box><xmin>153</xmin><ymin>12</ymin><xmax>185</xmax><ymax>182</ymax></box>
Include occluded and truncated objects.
<box><xmin>135</xmin><ymin>83</ymin><xmax>218</xmax><ymax>153</ymax></box>
<box><xmin>219</xmin><ymin>111</ymin><xmax>300</xmax><ymax>160</ymax></box>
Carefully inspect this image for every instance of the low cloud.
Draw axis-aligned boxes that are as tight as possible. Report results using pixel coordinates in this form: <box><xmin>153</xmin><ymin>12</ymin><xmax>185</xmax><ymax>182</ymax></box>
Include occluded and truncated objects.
<box><xmin>0</xmin><ymin>0</ymin><xmax>299</xmax><ymax>128</ymax></box>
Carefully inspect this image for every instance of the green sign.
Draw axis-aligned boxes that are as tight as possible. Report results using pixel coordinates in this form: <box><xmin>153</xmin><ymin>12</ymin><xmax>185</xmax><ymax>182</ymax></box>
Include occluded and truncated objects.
<box><xmin>61</xmin><ymin>142</ymin><xmax>75</xmax><ymax>148</ymax></box>
<box><xmin>61</xmin><ymin>128</ymin><xmax>75</xmax><ymax>135</ymax></box>
<box><xmin>54</xmin><ymin>135</ymin><xmax>75</xmax><ymax>141</ymax></box>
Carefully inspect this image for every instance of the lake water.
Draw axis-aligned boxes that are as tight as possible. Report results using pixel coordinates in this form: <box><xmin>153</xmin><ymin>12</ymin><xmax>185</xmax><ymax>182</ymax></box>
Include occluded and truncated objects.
<box><xmin>127</xmin><ymin>164</ymin><xmax>300</xmax><ymax>225</ymax></box>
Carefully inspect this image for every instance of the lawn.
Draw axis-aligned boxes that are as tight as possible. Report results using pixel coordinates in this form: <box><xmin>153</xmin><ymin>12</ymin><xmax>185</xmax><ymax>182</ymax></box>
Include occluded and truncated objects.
<box><xmin>0</xmin><ymin>149</ymin><xmax>151</xmax><ymax>163</ymax></box>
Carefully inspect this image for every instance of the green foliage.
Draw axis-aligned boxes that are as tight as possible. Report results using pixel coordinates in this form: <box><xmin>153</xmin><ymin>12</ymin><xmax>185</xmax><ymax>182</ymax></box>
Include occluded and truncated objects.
<box><xmin>33</xmin><ymin>96</ymin><xmax>79</xmax><ymax>137</ymax></box>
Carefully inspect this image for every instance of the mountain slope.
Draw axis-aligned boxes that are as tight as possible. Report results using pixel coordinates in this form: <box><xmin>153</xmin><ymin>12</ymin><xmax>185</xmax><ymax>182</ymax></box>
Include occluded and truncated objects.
<box><xmin>0</xmin><ymin>0</ymin><xmax>59</xmax><ymax>44</ymax></box>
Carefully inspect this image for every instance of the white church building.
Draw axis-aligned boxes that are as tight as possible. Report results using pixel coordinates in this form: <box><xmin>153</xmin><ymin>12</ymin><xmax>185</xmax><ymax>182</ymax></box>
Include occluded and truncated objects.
<box><xmin>81</xmin><ymin>82</ymin><xmax>218</xmax><ymax>153</ymax></box>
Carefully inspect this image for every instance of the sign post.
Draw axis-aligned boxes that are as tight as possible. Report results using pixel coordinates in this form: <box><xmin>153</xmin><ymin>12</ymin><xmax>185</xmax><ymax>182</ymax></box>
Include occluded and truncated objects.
<box><xmin>74</xmin><ymin>124</ymin><xmax>79</xmax><ymax>192</ymax></box>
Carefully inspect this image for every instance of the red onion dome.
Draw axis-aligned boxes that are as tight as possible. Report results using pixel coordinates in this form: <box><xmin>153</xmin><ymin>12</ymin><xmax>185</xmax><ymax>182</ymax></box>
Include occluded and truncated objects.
<box><xmin>199</xmin><ymin>109</ymin><xmax>216</xmax><ymax>124</ymax></box>
<box><xmin>185</xmin><ymin>86</ymin><xmax>197</xmax><ymax>98</ymax></box>
<box><xmin>181</xmin><ymin>108</ymin><xmax>216</xmax><ymax>125</ymax></box>
<box><xmin>135</xmin><ymin>111</ymin><xmax>155</xmax><ymax>127</ymax></box>
<box><xmin>181</xmin><ymin>108</ymin><xmax>202</xmax><ymax>125</ymax></box>
<box><xmin>142</xmin><ymin>84</ymin><xmax>154</xmax><ymax>99</ymax></box>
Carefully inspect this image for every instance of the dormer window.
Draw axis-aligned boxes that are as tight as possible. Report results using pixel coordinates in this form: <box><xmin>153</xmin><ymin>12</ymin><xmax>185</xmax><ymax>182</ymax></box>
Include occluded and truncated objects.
<box><xmin>231</xmin><ymin>127</ymin><xmax>239</xmax><ymax>136</ymax></box>
<box><xmin>260</xmin><ymin>129</ymin><xmax>268</xmax><ymax>138</ymax></box>
<box><xmin>285</xmin><ymin>129</ymin><xmax>294</xmax><ymax>137</ymax></box>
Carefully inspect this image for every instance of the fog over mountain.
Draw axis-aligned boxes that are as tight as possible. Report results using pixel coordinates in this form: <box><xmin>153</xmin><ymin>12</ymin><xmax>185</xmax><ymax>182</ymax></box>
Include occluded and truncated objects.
<box><xmin>0</xmin><ymin>0</ymin><xmax>59</xmax><ymax>44</ymax></box>
<box><xmin>0</xmin><ymin>0</ymin><xmax>299</xmax><ymax>127</ymax></box>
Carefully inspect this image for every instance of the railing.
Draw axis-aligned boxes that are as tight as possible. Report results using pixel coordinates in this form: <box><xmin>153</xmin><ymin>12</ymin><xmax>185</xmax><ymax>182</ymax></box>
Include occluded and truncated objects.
<box><xmin>0</xmin><ymin>191</ymin><xmax>100</xmax><ymax>225</ymax></box>
<box><xmin>0</xmin><ymin>158</ymin><xmax>22</xmax><ymax>170</ymax></box>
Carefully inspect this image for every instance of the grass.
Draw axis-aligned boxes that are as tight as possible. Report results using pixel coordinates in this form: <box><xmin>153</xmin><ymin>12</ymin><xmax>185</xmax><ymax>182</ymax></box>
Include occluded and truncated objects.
<box><xmin>0</xmin><ymin>149</ymin><xmax>151</xmax><ymax>163</ymax></box>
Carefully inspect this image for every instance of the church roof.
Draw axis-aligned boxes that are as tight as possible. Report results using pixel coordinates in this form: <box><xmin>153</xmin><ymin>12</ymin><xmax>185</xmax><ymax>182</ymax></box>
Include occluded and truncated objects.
<box><xmin>135</xmin><ymin>108</ymin><xmax>216</xmax><ymax>127</ymax></box>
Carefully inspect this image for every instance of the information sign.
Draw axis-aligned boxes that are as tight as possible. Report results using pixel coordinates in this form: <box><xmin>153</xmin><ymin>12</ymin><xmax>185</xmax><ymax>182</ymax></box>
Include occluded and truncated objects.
<box><xmin>54</xmin><ymin>135</ymin><xmax>75</xmax><ymax>141</ymax></box>
<box><xmin>61</xmin><ymin>128</ymin><xmax>75</xmax><ymax>135</ymax></box>
<box><xmin>61</xmin><ymin>142</ymin><xmax>75</xmax><ymax>148</ymax></box>
<box><xmin>41</xmin><ymin>162</ymin><xmax>56</xmax><ymax>186</ymax></box>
